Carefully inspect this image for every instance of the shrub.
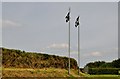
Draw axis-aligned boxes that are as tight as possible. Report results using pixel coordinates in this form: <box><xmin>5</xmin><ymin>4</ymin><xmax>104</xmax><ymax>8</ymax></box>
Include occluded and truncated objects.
<box><xmin>88</xmin><ymin>68</ymin><xmax>120</xmax><ymax>75</ymax></box>
<box><xmin>2</xmin><ymin>47</ymin><xmax>78</xmax><ymax>69</ymax></box>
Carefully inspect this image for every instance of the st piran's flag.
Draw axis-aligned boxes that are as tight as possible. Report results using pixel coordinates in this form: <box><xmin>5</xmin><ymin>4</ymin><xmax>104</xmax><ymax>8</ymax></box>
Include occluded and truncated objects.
<box><xmin>75</xmin><ymin>16</ymin><xmax>79</xmax><ymax>27</ymax></box>
<box><xmin>65</xmin><ymin>12</ymin><xmax>70</xmax><ymax>22</ymax></box>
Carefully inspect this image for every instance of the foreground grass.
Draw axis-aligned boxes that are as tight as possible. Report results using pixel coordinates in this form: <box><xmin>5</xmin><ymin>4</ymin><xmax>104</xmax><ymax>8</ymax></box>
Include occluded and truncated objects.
<box><xmin>2</xmin><ymin>68</ymin><xmax>80</xmax><ymax>77</ymax></box>
<box><xmin>2</xmin><ymin>68</ymin><xmax>120</xmax><ymax>79</ymax></box>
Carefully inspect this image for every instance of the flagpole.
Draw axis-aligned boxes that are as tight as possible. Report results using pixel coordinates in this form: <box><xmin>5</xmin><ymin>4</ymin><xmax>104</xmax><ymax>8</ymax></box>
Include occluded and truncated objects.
<box><xmin>78</xmin><ymin>16</ymin><xmax>80</xmax><ymax>75</ymax></box>
<box><xmin>68</xmin><ymin>7</ymin><xmax>70</xmax><ymax>75</ymax></box>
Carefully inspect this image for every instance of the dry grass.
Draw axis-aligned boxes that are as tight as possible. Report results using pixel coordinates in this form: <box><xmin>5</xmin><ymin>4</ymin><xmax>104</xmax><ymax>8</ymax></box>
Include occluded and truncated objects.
<box><xmin>2</xmin><ymin>68</ymin><xmax>120</xmax><ymax>79</ymax></box>
<box><xmin>2</xmin><ymin>68</ymin><xmax>79</xmax><ymax>77</ymax></box>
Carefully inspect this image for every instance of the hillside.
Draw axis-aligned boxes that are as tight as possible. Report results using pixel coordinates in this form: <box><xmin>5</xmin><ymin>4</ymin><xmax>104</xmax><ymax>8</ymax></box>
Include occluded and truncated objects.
<box><xmin>1</xmin><ymin>48</ymin><xmax>78</xmax><ymax>69</ymax></box>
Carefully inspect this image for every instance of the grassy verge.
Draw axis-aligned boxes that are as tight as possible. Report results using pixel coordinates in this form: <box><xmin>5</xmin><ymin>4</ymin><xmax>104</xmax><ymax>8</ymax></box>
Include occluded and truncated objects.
<box><xmin>2</xmin><ymin>68</ymin><xmax>120</xmax><ymax>79</ymax></box>
<box><xmin>2</xmin><ymin>68</ymin><xmax>80</xmax><ymax>77</ymax></box>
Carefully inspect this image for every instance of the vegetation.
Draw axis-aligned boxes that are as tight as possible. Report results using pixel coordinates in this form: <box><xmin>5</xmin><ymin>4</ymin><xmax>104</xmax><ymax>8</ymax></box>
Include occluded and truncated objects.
<box><xmin>2</xmin><ymin>68</ymin><xmax>120</xmax><ymax>78</ymax></box>
<box><xmin>88</xmin><ymin>68</ymin><xmax>120</xmax><ymax>75</ymax></box>
<box><xmin>84</xmin><ymin>59</ymin><xmax>120</xmax><ymax>68</ymax></box>
<box><xmin>1</xmin><ymin>47</ymin><xmax>120</xmax><ymax>78</ymax></box>
<box><xmin>2</xmin><ymin>68</ymin><xmax>79</xmax><ymax>77</ymax></box>
<box><xmin>2</xmin><ymin>48</ymin><xmax>78</xmax><ymax>69</ymax></box>
<box><xmin>84</xmin><ymin>59</ymin><xmax>120</xmax><ymax>75</ymax></box>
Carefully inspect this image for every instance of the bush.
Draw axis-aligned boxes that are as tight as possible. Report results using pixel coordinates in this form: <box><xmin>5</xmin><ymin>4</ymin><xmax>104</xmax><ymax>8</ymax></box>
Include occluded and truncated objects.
<box><xmin>2</xmin><ymin>47</ymin><xmax>78</xmax><ymax>69</ymax></box>
<box><xmin>88</xmin><ymin>68</ymin><xmax>120</xmax><ymax>75</ymax></box>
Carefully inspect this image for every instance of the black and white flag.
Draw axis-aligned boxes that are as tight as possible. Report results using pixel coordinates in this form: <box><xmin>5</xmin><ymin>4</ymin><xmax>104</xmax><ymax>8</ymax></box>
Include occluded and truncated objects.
<box><xmin>75</xmin><ymin>16</ymin><xmax>79</xmax><ymax>27</ymax></box>
<box><xmin>65</xmin><ymin>12</ymin><xmax>70</xmax><ymax>22</ymax></box>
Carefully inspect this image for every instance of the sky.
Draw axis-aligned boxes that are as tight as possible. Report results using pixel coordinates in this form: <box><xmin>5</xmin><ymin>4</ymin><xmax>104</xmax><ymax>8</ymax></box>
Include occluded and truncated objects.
<box><xmin>119</xmin><ymin>2</ymin><xmax>120</xmax><ymax>59</ymax></box>
<box><xmin>1</xmin><ymin>0</ymin><xmax>120</xmax><ymax>2</ymax></box>
<box><xmin>0</xmin><ymin>2</ymin><xmax>2</xmax><ymax>48</ymax></box>
<box><xmin>2</xmin><ymin>2</ymin><xmax>118</xmax><ymax>67</ymax></box>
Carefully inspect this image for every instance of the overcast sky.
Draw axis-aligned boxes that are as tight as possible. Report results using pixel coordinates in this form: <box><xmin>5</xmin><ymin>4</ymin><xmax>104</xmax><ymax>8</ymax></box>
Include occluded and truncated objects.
<box><xmin>2</xmin><ymin>2</ymin><xmax>118</xmax><ymax>67</ymax></box>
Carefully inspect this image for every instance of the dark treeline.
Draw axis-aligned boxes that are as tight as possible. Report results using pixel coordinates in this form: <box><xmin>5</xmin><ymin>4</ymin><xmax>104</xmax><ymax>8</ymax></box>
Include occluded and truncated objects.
<box><xmin>84</xmin><ymin>59</ymin><xmax>120</xmax><ymax>68</ymax></box>
<box><xmin>1</xmin><ymin>48</ymin><xmax>78</xmax><ymax>69</ymax></box>
<box><xmin>84</xmin><ymin>59</ymin><xmax>120</xmax><ymax>75</ymax></box>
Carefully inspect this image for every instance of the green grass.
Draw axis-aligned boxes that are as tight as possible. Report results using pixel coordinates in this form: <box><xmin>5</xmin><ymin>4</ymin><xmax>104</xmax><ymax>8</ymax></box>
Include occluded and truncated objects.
<box><xmin>79</xmin><ymin>72</ymin><xmax>119</xmax><ymax>79</ymax></box>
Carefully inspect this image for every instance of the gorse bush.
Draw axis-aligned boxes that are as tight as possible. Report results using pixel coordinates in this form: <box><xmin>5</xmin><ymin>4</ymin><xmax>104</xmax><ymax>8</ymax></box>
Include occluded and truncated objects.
<box><xmin>2</xmin><ymin>48</ymin><xmax>78</xmax><ymax>69</ymax></box>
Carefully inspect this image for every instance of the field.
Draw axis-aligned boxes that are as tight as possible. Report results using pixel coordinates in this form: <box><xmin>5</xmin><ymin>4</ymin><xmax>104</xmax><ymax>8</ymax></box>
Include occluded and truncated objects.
<box><xmin>2</xmin><ymin>68</ymin><xmax>120</xmax><ymax>79</ymax></box>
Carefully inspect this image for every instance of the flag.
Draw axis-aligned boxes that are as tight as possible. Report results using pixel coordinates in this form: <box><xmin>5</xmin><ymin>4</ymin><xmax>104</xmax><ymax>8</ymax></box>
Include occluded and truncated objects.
<box><xmin>75</xmin><ymin>16</ymin><xmax>79</xmax><ymax>27</ymax></box>
<box><xmin>65</xmin><ymin>12</ymin><xmax>70</xmax><ymax>22</ymax></box>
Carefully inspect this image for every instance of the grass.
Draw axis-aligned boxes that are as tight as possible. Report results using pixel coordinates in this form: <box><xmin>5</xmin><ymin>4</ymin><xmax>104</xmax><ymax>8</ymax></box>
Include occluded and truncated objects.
<box><xmin>2</xmin><ymin>67</ymin><xmax>78</xmax><ymax>77</ymax></box>
<box><xmin>2</xmin><ymin>68</ymin><xmax>120</xmax><ymax>79</ymax></box>
<box><xmin>79</xmin><ymin>72</ymin><xmax>119</xmax><ymax>79</ymax></box>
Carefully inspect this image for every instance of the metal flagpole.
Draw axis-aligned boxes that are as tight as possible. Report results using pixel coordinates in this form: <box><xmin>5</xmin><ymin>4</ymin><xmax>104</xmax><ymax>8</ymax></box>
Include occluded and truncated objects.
<box><xmin>68</xmin><ymin>7</ymin><xmax>71</xmax><ymax>75</ymax></box>
<box><xmin>78</xmin><ymin>16</ymin><xmax>80</xmax><ymax>75</ymax></box>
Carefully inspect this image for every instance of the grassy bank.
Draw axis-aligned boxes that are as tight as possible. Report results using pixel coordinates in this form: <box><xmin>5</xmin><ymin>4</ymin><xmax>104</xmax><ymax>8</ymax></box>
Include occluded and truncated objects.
<box><xmin>2</xmin><ymin>68</ymin><xmax>80</xmax><ymax>77</ymax></box>
<box><xmin>2</xmin><ymin>68</ymin><xmax>120</xmax><ymax>79</ymax></box>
